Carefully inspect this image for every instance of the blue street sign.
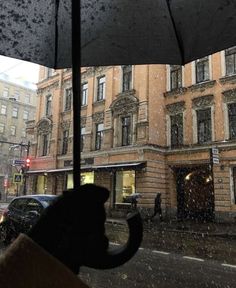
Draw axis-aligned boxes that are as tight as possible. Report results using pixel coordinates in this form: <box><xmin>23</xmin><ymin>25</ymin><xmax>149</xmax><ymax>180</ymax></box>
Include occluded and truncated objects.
<box><xmin>13</xmin><ymin>159</ymin><xmax>26</xmax><ymax>165</ymax></box>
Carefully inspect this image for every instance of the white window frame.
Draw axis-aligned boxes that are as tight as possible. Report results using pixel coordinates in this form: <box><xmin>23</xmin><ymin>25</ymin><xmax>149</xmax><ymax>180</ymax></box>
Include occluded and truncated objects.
<box><xmin>3</xmin><ymin>88</ymin><xmax>9</xmax><ymax>98</ymax></box>
<box><xmin>1</xmin><ymin>105</ymin><xmax>7</xmax><ymax>115</ymax></box>
<box><xmin>23</xmin><ymin>110</ymin><xmax>29</xmax><ymax>120</ymax></box>
<box><xmin>96</xmin><ymin>75</ymin><xmax>106</xmax><ymax>101</ymax></box>
<box><xmin>10</xmin><ymin>125</ymin><xmax>16</xmax><ymax>136</ymax></box>
<box><xmin>81</xmin><ymin>82</ymin><xmax>88</xmax><ymax>106</ymax></box>
<box><xmin>12</xmin><ymin>107</ymin><xmax>18</xmax><ymax>118</ymax></box>
<box><xmin>191</xmin><ymin>56</ymin><xmax>212</xmax><ymax>85</ymax></box>
<box><xmin>0</xmin><ymin>123</ymin><xmax>5</xmax><ymax>133</ymax></box>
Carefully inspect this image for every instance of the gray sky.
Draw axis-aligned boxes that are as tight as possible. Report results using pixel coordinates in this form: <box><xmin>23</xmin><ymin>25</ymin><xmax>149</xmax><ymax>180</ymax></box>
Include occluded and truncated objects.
<box><xmin>0</xmin><ymin>55</ymin><xmax>39</xmax><ymax>84</ymax></box>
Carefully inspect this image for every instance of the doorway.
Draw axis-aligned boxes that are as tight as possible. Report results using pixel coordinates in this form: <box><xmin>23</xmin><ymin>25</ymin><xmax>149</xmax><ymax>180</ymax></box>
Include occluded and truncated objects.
<box><xmin>176</xmin><ymin>165</ymin><xmax>214</xmax><ymax>221</ymax></box>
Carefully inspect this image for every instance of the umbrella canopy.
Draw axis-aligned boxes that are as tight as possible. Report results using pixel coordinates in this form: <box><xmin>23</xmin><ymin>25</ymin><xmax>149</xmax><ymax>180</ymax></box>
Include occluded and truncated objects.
<box><xmin>0</xmin><ymin>0</ymin><xmax>236</xmax><ymax>68</ymax></box>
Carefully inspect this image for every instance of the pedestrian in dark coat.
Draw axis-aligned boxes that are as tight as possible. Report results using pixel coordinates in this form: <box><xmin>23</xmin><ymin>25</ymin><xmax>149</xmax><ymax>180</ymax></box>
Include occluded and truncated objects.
<box><xmin>151</xmin><ymin>193</ymin><xmax>163</xmax><ymax>221</ymax></box>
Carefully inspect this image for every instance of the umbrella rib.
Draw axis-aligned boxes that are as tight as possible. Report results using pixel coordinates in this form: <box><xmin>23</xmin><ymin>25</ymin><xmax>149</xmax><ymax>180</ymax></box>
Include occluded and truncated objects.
<box><xmin>166</xmin><ymin>0</ymin><xmax>184</xmax><ymax>65</ymax></box>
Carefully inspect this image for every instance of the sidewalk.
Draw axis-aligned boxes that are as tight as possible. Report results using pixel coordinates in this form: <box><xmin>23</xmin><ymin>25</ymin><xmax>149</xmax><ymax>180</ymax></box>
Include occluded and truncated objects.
<box><xmin>107</xmin><ymin>217</ymin><xmax>236</xmax><ymax>238</ymax></box>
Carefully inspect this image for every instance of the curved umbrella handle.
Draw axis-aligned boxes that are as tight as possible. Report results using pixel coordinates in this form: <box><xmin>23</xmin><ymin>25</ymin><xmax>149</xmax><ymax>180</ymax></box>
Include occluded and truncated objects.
<box><xmin>84</xmin><ymin>211</ymin><xmax>143</xmax><ymax>269</ymax></box>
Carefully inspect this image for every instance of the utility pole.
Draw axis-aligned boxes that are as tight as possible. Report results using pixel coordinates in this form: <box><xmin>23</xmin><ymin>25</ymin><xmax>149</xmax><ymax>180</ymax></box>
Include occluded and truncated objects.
<box><xmin>23</xmin><ymin>141</ymin><xmax>31</xmax><ymax>195</ymax></box>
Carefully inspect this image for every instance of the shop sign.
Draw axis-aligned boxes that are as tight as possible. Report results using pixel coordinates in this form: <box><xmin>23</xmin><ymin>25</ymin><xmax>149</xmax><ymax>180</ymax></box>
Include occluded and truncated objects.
<box><xmin>211</xmin><ymin>147</ymin><xmax>219</xmax><ymax>164</ymax></box>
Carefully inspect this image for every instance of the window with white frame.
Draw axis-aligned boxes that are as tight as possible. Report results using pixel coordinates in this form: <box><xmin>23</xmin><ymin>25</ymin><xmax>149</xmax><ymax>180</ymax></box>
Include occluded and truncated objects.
<box><xmin>22</xmin><ymin>128</ymin><xmax>26</xmax><ymax>138</ymax></box>
<box><xmin>23</xmin><ymin>110</ymin><xmax>29</xmax><ymax>120</ymax></box>
<box><xmin>14</xmin><ymin>90</ymin><xmax>20</xmax><ymax>101</ymax></box>
<box><xmin>10</xmin><ymin>125</ymin><xmax>16</xmax><ymax>136</ymax></box>
<box><xmin>170</xmin><ymin>65</ymin><xmax>182</xmax><ymax>90</ymax></box>
<box><xmin>170</xmin><ymin>113</ymin><xmax>183</xmax><ymax>147</ymax></box>
<box><xmin>81</xmin><ymin>82</ymin><xmax>88</xmax><ymax>106</ymax></box>
<box><xmin>81</xmin><ymin>127</ymin><xmax>86</xmax><ymax>152</ymax></box>
<box><xmin>64</xmin><ymin>88</ymin><xmax>72</xmax><ymax>111</ymax></box>
<box><xmin>195</xmin><ymin>57</ymin><xmax>209</xmax><ymax>83</ymax></box>
<box><xmin>45</xmin><ymin>95</ymin><xmax>52</xmax><ymax>116</ymax></box>
<box><xmin>12</xmin><ymin>107</ymin><xmax>18</xmax><ymax>118</ymax></box>
<box><xmin>232</xmin><ymin>167</ymin><xmax>236</xmax><ymax>204</ymax></box>
<box><xmin>47</xmin><ymin>68</ymin><xmax>53</xmax><ymax>78</ymax></box>
<box><xmin>122</xmin><ymin>116</ymin><xmax>132</xmax><ymax>146</ymax></box>
<box><xmin>122</xmin><ymin>65</ymin><xmax>132</xmax><ymax>92</ymax></box>
<box><xmin>228</xmin><ymin>103</ymin><xmax>236</xmax><ymax>139</ymax></box>
<box><xmin>225</xmin><ymin>46</ymin><xmax>236</xmax><ymax>76</ymax></box>
<box><xmin>62</xmin><ymin>130</ymin><xmax>69</xmax><ymax>155</ymax></box>
<box><xmin>0</xmin><ymin>123</ymin><xmax>4</xmax><ymax>133</ymax></box>
<box><xmin>95</xmin><ymin>123</ymin><xmax>104</xmax><ymax>150</ymax></box>
<box><xmin>96</xmin><ymin>76</ymin><xmax>105</xmax><ymax>101</ymax></box>
<box><xmin>25</xmin><ymin>94</ymin><xmax>30</xmax><ymax>103</ymax></box>
<box><xmin>197</xmin><ymin>108</ymin><xmax>212</xmax><ymax>143</ymax></box>
<box><xmin>3</xmin><ymin>88</ymin><xmax>9</xmax><ymax>98</ymax></box>
<box><xmin>41</xmin><ymin>134</ymin><xmax>49</xmax><ymax>156</ymax></box>
<box><xmin>1</xmin><ymin>105</ymin><xmax>7</xmax><ymax>115</ymax></box>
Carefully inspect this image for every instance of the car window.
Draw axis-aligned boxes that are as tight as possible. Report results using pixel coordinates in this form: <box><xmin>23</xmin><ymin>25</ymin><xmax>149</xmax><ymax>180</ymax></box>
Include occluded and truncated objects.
<box><xmin>25</xmin><ymin>199</ymin><xmax>43</xmax><ymax>214</ymax></box>
<box><xmin>9</xmin><ymin>199</ymin><xmax>29</xmax><ymax>212</ymax></box>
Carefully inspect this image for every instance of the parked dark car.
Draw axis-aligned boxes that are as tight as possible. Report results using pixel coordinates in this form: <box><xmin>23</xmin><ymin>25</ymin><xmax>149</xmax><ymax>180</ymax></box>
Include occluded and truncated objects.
<box><xmin>0</xmin><ymin>194</ymin><xmax>57</xmax><ymax>245</ymax></box>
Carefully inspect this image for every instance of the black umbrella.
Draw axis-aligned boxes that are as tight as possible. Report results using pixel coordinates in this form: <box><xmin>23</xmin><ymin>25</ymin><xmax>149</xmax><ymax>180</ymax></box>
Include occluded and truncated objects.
<box><xmin>1</xmin><ymin>0</ymin><xmax>236</xmax><ymax>68</ymax></box>
<box><xmin>1</xmin><ymin>0</ymin><xmax>236</xmax><ymax>183</ymax></box>
<box><xmin>0</xmin><ymin>0</ymin><xmax>235</xmax><ymax>268</ymax></box>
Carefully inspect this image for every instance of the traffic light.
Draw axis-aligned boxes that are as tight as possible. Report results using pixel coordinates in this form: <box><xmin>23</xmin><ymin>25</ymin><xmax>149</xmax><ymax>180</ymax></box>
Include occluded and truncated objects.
<box><xmin>26</xmin><ymin>158</ymin><xmax>31</xmax><ymax>168</ymax></box>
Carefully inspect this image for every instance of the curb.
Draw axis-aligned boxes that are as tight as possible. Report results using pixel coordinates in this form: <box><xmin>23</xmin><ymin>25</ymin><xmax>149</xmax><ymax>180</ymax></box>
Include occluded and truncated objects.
<box><xmin>106</xmin><ymin>218</ymin><xmax>236</xmax><ymax>239</ymax></box>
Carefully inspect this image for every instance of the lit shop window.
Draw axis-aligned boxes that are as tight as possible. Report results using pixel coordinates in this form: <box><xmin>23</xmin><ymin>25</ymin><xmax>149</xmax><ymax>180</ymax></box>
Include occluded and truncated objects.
<box><xmin>115</xmin><ymin>170</ymin><xmax>135</xmax><ymax>203</ymax></box>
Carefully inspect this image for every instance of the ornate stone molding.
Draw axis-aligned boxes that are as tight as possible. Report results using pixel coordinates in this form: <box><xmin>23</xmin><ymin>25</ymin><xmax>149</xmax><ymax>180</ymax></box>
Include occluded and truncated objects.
<box><xmin>60</xmin><ymin>121</ymin><xmax>71</xmax><ymax>130</ymax></box>
<box><xmin>220</xmin><ymin>74</ymin><xmax>236</xmax><ymax>85</ymax></box>
<box><xmin>192</xmin><ymin>95</ymin><xmax>214</xmax><ymax>108</ymax></box>
<box><xmin>164</xmin><ymin>87</ymin><xmax>187</xmax><ymax>98</ymax></box>
<box><xmin>81</xmin><ymin>66</ymin><xmax>111</xmax><ymax>81</ymax></box>
<box><xmin>115</xmin><ymin>89</ymin><xmax>136</xmax><ymax>98</ymax></box>
<box><xmin>37</xmin><ymin>118</ymin><xmax>52</xmax><ymax>134</ymax></box>
<box><xmin>222</xmin><ymin>89</ymin><xmax>236</xmax><ymax>103</ymax></box>
<box><xmin>166</xmin><ymin>101</ymin><xmax>185</xmax><ymax>114</ymax></box>
<box><xmin>81</xmin><ymin>117</ymin><xmax>86</xmax><ymax>126</ymax></box>
<box><xmin>37</xmin><ymin>81</ymin><xmax>59</xmax><ymax>94</ymax></box>
<box><xmin>190</xmin><ymin>80</ymin><xmax>216</xmax><ymax>92</ymax></box>
<box><xmin>110</xmin><ymin>93</ymin><xmax>139</xmax><ymax>117</ymax></box>
<box><xmin>92</xmin><ymin>112</ymin><xmax>104</xmax><ymax>123</ymax></box>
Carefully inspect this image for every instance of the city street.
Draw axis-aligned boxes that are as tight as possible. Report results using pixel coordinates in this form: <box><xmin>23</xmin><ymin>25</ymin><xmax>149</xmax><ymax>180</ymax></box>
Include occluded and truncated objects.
<box><xmin>0</xmin><ymin>239</ymin><xmax>235</xmax><ymax>287</ymax></box>
<box><xmin>80</xmin><ymin>245</ymin><xmax>236</xmax><ymax>288</ymax></box>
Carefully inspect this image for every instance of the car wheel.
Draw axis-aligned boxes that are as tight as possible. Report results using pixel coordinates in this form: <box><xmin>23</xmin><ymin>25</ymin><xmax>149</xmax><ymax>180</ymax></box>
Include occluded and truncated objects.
<box><xmin>0</xmin><ymin>223</ymin><xmax>12</xmax><ymax>245</ymax></box>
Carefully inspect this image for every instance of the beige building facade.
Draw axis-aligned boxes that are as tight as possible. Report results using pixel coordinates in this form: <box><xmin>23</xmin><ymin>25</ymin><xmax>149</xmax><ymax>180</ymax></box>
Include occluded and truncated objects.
<box><xmin>0</xmin><ymin>74</ymin><xmax>37</xmax><ymax>198</ymax></box>
<box><xmin>26</xmin><ymin>48</ymin><xmax>236</xmax><ymax>222</ymax></box>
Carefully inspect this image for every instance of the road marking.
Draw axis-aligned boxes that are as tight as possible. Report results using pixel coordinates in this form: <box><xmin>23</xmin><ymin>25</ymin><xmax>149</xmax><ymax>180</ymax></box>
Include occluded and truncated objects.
<box><xmin>152</xmin><ymin>250</ymin><xmax>170</xmax><ymax>255</ymax></box>
<box><xmin>110</xmin><ymin>242</ymin><xmax>120</xmax><ymax>246</ymax></box>
<box><xmin>222</xmin><ymin>263</ymin><xmax>236</xmax><ymax>269</ymax></box>
<box><xmin>183</xmin><ymin>256</ymin><xmax>204</xmax><ymax>262</ymax></box>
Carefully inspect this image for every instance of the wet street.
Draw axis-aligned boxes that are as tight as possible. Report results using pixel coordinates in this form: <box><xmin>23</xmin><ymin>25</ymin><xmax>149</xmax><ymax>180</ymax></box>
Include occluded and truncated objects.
<box><xmin>80</xmin><ymin>245</ymin><xmax>236</xmax><ymax>288</ymax></box>
<box><xmin>0</xmin><ymin>241</ymin><xmax>235</xmax><ymax>287</ymax></box>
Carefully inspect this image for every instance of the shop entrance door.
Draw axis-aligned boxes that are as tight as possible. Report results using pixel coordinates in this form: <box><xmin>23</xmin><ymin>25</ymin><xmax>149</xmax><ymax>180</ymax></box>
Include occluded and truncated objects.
<box><xmin>176</xmin><ymin>166</ymin><xmax>214</xmax><ymax>221</ymax></box>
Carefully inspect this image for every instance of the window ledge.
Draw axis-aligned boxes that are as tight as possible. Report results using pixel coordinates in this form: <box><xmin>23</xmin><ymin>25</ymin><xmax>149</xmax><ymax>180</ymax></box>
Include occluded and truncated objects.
<box><xmin>190</xmin><ymin>80</ymin><xmax>216</xmax><ymax>91</ymax></box>
<box><xmin>219</xmin><ymin>74</ymin><xmax>236</xmax><ymax>84</ymax></box>
<box><xmin>93</xmin><ymin>99</ymin><xmax>105</xmax><ymax>106</ymax></box>
<box><xmin>164</xmin><ymin>87</ymin><xmax>187</xmax><ymax>97</ymax></box>
<box><xmin>81</xmin><ymin>105</ymin><xmax>88</xmax><ymax>109</ymax></box>
<box><xmin>61</xmin><ymin>110</ymin><xmax>71</xmax><ymax>115</ymax></box>
<box><xmin>116</xmin><ymin>89</ymin><xmax>136</xmax><ymax>98</ymax></box>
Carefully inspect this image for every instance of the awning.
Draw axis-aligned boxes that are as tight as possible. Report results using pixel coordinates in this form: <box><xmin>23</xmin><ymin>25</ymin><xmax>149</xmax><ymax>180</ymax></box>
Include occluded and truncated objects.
<box><xmin>27</xmin><ymin>168</ymin><xmax>73</xmax><ymax>174</ymax></box>
<box><xmin>26</xmin><ymin>170</ymin><xmax>47</xmax><ymax>174</ymax></box>
<box><xmin>47</xmin><ymin>168</ymin><xmax>73</xmax><ymax>173</ymax></box>
<box><xmin>26</xmin><ymin>163</ymin><xmax>145</xmax><ymax>174</ymax></box>
<box><xmin>92</xmin><ymin>162</ymin><xmax>146</xmax><ymax>171</ymax></box>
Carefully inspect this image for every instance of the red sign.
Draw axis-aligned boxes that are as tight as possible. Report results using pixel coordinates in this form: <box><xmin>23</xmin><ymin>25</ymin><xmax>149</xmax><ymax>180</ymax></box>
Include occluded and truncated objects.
<box><xmin>3</xmin><ymin>179</ymin><xmax>8</xmax><ymax>187</ymax></box>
